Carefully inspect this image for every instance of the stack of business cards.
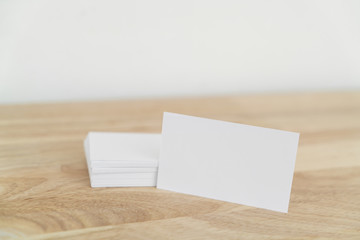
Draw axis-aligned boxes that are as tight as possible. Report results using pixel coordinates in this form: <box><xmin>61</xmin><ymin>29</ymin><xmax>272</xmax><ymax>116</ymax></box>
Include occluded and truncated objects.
<box><xmin>84</xmin><ymin>132</ymin><xmax>160</xmax><ymax>187</ymax></box>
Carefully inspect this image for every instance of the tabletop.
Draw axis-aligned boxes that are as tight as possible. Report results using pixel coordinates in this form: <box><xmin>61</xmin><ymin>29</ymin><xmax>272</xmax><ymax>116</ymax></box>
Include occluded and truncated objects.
<box><xmin>1</xmin><ymin>92</ymin><xmax>359</xmax><ymax>239</ymax></box>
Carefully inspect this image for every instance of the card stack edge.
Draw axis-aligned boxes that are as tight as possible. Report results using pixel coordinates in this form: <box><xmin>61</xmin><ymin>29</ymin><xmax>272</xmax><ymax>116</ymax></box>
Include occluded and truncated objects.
<box><xmin>84</xmin><ymin>132</ymin><xmax>159</xmax><ymax>187</ymax></box>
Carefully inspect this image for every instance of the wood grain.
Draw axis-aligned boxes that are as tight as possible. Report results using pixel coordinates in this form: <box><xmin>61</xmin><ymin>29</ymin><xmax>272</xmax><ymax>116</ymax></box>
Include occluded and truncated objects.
<box><xmin>0</xmin><ymin>91</ymin><xmax>359</xmax><ymax>239</ymax></box>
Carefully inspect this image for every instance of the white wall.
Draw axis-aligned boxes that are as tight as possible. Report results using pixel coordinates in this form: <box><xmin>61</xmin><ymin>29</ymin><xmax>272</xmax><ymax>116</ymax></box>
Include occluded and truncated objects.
<box><xmin>1</xmin><ymin>0</ymin><xmax>359</xmax><ymax>104</ymax></box>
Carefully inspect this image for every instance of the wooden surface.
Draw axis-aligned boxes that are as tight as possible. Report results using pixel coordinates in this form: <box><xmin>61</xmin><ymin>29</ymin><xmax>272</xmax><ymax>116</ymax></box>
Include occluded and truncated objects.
<box><xmin>1</xmin><ymin>92</ymin><xmax>360</xmax><ymax>239</ymax></box>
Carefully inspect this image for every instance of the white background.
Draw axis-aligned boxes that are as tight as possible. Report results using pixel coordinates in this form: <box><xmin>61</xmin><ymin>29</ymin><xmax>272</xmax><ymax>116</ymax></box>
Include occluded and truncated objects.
<box><xmin>1</xmin><ymin>0</ymin><xmax>359</xmax><ymax>104</ymax></box>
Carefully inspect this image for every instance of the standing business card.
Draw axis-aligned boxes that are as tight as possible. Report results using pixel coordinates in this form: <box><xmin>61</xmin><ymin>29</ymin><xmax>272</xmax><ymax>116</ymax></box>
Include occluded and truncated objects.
<box><xmin>157</xmin><ymin>112</ymin><xmax>299</xmax><ymax>213</ymax></box>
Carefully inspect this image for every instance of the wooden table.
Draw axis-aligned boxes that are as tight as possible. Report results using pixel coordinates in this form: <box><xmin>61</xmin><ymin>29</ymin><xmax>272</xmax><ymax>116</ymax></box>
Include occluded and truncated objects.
<box><xmin>1</xmin><ymin>92</ymin><xmax>359</xmax><ymax>239</ymax></box>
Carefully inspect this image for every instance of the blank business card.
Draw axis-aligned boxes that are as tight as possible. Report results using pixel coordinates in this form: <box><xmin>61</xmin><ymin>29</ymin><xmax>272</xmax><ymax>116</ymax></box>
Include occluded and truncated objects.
<box><xmin>84</xmin><ymin>132</ymin><xmax>160</xmax><ymax>187</ymax></box>
<box><xmin>157</xmin><ymin>112</ymin><xmax>299</xmax><ymax>213</ymax></box>
<box><xmin>85</xmin><ymin>132</ymin><xmax>160</xmax><ymax>168</ymax></box>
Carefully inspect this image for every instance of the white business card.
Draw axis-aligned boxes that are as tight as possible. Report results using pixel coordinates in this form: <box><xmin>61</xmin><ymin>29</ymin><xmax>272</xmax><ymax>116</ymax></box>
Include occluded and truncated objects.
<box><xmin>157</xmin><ymin>112</ymin><xmax>299</xmax><ymax>213</ymax></box>
<box><xmin>84</xmin><ymin>132</ymin><xmax>160</xmax><ymax>187</ymax></box>
<box><xmin>85</xmin><ymin>132</ymin><xmax>160</xmax><ymax>168</ymax></box>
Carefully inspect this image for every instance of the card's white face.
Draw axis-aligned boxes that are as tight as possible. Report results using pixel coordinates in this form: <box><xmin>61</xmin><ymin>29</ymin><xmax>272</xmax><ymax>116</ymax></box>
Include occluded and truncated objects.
<box><xmin>88</xmin><ymin>132</ymin><xmax>160</xmax><ymax>164</ymax></box>
<box><xmin>157</xmin><ymin>112</ymin><xmax>299</xmax><ymax>213</ymax></box>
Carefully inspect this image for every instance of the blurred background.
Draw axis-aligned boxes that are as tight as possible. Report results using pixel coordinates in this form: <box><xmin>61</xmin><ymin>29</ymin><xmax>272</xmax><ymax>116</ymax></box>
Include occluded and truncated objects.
<box><xmin>1</xmin><ymin>0</ymin><xmax>359</xmax><ymax>104</ymax></box>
